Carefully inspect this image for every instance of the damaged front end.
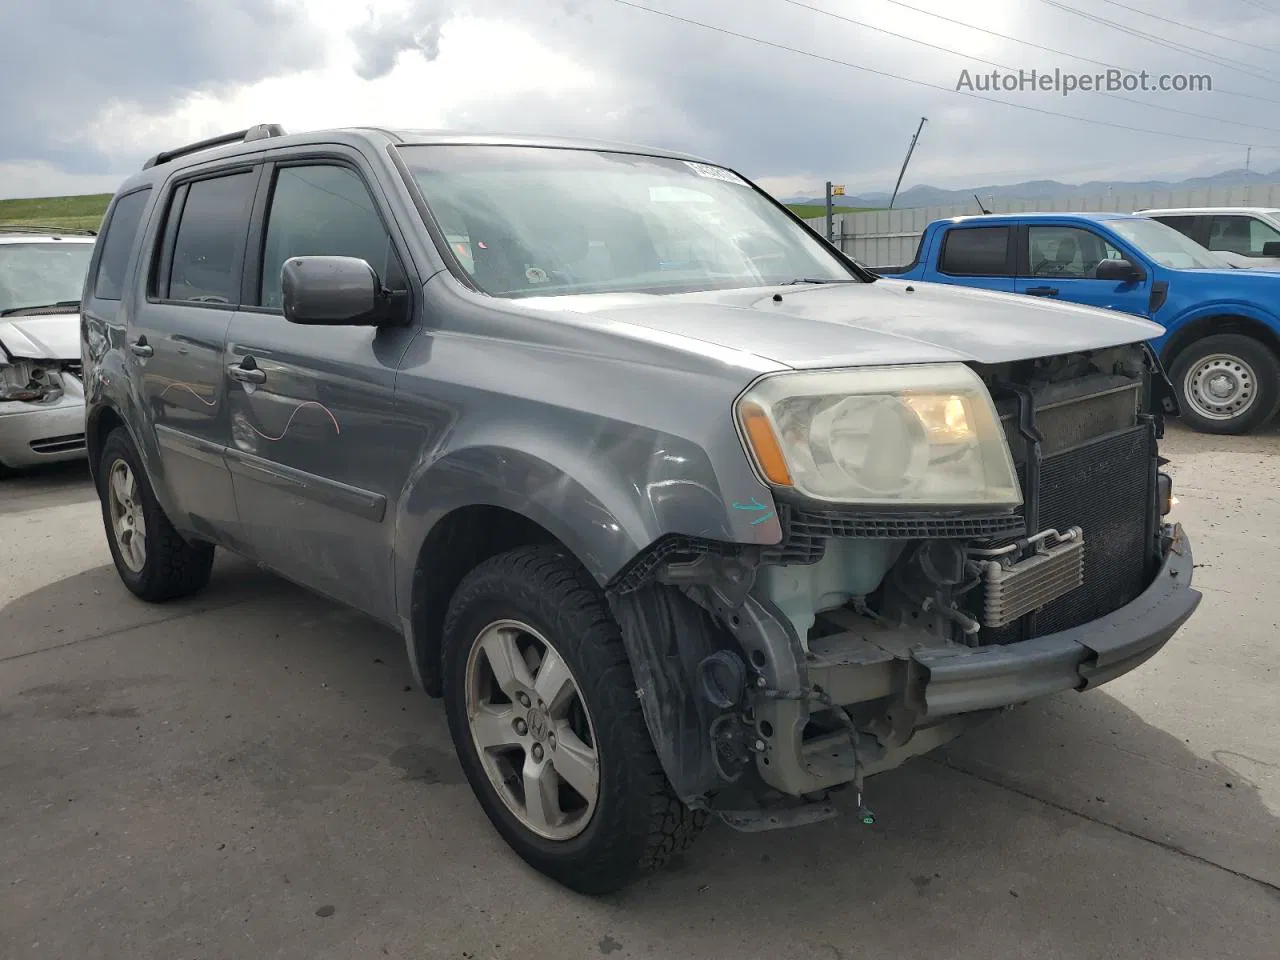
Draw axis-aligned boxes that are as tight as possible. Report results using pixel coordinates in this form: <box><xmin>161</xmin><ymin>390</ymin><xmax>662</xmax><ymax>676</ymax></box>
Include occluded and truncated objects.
<box><xmin>606</xmin><ymin>343</ymin><xmax>1201</xmax><ymax>830</ymax></box>
<box><xmin>0</xmin><ymin>352</ymin><xmax>88</xmax><ymax>467</ymax></box>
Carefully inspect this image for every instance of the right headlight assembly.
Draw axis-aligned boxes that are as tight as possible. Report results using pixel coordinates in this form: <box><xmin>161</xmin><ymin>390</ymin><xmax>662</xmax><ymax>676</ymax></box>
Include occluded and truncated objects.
<box><xmin>734</xmin><ymin>363</ymin><xmax>1022</xmax><ymax>508</ymax></box>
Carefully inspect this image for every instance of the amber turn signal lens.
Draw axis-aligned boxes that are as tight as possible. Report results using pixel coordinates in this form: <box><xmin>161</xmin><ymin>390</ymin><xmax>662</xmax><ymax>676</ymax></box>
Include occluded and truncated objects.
<box><xmin>739</xmin><ymin>401</ymin><xmax>793</xmax><ymax>486</ymax></box>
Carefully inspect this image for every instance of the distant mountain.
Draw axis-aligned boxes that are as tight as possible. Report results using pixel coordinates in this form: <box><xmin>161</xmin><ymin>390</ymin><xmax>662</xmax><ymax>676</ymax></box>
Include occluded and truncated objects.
<box><xmin>783</xmin><ymin>166</ymin><xmax>1280</xmax><ymax>210</ymax></box>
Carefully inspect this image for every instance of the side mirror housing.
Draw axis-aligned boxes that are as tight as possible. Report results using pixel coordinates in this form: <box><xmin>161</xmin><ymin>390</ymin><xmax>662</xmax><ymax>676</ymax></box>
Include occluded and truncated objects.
<box><xmin>1096</xmin><ymin>257</ymin><xmax>1145</xmax><ymax>283</ymax></box>
<box><xmin>281</xmin><ymin>255</ymin><xmax>400</xmax><ymax>326</ymax></box>
<box><xmin>1262</xmin><ymin>241</ymin><xmax>1280</xmax><ymax>257</ymax></box>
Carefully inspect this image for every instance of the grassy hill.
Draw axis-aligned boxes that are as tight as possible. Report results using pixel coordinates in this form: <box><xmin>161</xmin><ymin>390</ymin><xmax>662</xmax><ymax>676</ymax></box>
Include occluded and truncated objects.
<box><xmin>0</xmin><ymin>194</ymin><xmax>112</xmax><ymax>232</ymax></box>
<box><xmin>0</xmin><ymin>192</ymin><xmax>868</xmax><ymax>233</ymax></box>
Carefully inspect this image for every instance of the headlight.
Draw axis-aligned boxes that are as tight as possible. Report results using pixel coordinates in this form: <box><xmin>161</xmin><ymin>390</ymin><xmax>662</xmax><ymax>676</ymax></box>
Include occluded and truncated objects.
<box><xmin>0</xmin><ymin>360</ymin><xmax>64</xmax><ymax>402</ymax></box>
<box><xmin>734</xmin><ymin>363</ymin><xmax>1022</xmax><ymax>507</ymax></box>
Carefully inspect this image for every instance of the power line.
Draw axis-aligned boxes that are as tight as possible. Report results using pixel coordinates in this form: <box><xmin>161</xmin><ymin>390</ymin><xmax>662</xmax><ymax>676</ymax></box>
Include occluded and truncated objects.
<box><xmin>1038</xmin><ymin>0</ymin><xmax>1280</xmax><ymax>86</ymax></box>
<box><xmin>872</xmin><ymin>0</ymin><xmax>1280</xmax><ymax>108</ymax></box>
<box><xmin>1088</xmin><ymin>0</ymin><xmax>1280</xmax><ymax>57</ymax></box>
<box><xmin>778</xmin><ymin>0</ymin><xmax>1280</xmax><ymax>138</ymax></box>
<box><xmin>604</xmin><ymin>0</ymin><xmax>1280</xmax><ymax>149</ymax></box>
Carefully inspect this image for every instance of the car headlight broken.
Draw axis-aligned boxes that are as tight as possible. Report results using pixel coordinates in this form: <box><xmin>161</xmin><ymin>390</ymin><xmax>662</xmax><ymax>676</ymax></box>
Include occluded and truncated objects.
<box><xmin>735</xmin><ymin>363</ymin><xmax>1022</xmax><ymax>507</ymax></box>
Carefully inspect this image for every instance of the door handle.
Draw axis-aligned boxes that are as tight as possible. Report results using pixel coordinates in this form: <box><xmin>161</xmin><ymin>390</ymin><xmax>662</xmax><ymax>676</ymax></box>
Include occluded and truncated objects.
<box><xmin>1024</xmin><ymin>286</ymin><xmax>1059</xmax><ymax>297</ymax></box>
<box><xmin>129</xmin><ymin>337</ymin><xmax>154</xmax><ymax>358</ymax></box>
<box><xmin>228</xmin><ymin>362</ymin><xmax>267</xmax><ymax>384</ymax></box>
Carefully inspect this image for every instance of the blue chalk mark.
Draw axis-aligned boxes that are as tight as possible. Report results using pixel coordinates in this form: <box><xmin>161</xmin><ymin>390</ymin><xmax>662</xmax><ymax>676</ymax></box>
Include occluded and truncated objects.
<box><xmin>731</xmin><ymin>497</ymin><xmax>775</xmax><ymax>526</ymax></box>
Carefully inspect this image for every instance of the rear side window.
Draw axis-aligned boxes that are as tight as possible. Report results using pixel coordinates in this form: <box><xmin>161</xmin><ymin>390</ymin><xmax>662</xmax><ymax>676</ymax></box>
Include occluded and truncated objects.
<box><xmin>165</xmin><ymin>171</ymin><xmax>258</xmax><ymax>304</ymax></box>
<box><xmin>93</xmin><ymin>188</ymin><xmax>151</xmax><ymax>301</ymax></box>
<box><xmin>939</xmin><ymin>226</ymin><xmax>1011</xmax><ymax>276</ymax></box>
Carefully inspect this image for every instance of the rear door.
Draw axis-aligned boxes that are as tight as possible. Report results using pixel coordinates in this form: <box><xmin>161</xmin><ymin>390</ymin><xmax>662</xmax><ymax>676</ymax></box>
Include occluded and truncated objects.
<box><xmin>128</xmin><ymin>165</ymin><xmax>262</xmax><ymax>542</ymax></box>
<box><xmin>931</xmin><ymin>224</ymin><xmax>1018</xmax><ymax>293</ymax></box>
<box><xmin>1015</xmin><ymin>223</ymin><xmax>1151</xmax><ymax>318</ymax></box>
<box><xmin>222</xmin><ymin>151</ymin><xmax>422</xmax><ymax>623</ymax></box>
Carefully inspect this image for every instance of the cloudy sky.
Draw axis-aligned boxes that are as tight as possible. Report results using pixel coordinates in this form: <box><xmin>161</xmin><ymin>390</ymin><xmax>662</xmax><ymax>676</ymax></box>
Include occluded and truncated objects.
<box><xmin>5</xmin><ymin>0</ymin><xmax>1280</xmax><ymax>200</ymax></box>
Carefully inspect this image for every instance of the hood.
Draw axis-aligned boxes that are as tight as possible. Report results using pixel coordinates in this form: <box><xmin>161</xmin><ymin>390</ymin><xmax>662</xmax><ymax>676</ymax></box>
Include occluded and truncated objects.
<box><xmin>0</xmin><ymin>312</ymin><xmax>81</xmax><ymax>361</ymax></box>
<box><xmin>518</xmin><ymin>278</ymin><xmax>1165</xmax><ymax>368</ymax></box>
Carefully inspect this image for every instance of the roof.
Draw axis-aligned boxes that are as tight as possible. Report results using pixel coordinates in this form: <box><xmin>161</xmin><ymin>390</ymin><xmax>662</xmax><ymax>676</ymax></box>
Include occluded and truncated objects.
<box><xmin>128</xmin><ymin>124</ymin><xmax>711</xmax><ymax>177</ymax></box>
<box><xmin>938</xmin><ymin>211</ymin><xmax>1144</xmax><ymax>226</ymax></box>
<box><xmin>1136</xmin><ymin>206</ymin><xmax>1280</xmax><ymax>216</ymax></box>
<box><xmin>0</xmin><ymin>231</ymin><xmax>96</xmax><ymax>245</ymax></box>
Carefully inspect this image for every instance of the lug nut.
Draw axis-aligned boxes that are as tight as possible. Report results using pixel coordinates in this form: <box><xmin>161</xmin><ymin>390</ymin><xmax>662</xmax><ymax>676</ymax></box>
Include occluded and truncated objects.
<box><xmin>517</xmin><ymin>692</ymin><xmax>531</xmax><ymax>708</ymax></box>
<box><xmin>548</xmin><ymin>733</ymin><xmax>557</xmax><ymax>750</ymax></box>
<box><xmin>514</xmin><ymin>718</ymin><xmax>528</xmax><ymax>736</ymax></box>
<box><xmin>532</xmin><ymin>744</ymin><xmax>544</xmax><ymax>762</ymax></box>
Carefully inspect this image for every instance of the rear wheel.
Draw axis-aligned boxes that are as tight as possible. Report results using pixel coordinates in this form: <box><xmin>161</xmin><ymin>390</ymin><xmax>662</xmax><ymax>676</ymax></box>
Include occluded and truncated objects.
<box><xmin>442</xmin><ymin>545</ymin><xmax>707</xmax><ymax>895</ymax></box>
<box><xmin>1170</xmin><ymin>334</ymin><xmax>1280</xmax><ymax>435</ymax></box>
<box><xmin>97</xmin><ymin>427</ymin><xmax>215</xmax><ymax>601</ymax></box>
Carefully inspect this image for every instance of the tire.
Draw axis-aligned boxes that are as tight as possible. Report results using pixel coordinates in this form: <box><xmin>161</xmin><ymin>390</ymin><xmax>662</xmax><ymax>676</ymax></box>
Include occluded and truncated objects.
<box><xmin>1169</xmin><ymin>334</ymin><xmax>1280</xmax><ymax>435</ymax></box>
<box><xmin>442</xmin><ymin>545</ymin><xmax>708</xmax><ymax>895</ymax></box>
<box><xmin>97</xmin><ymin>426</ymin><xmax>215</xmax><ymax>602</ymax></box>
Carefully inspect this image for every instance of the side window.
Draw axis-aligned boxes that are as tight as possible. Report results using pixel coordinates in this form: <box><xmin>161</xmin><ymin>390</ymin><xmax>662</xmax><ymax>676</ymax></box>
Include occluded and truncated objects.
<box><xmin>166</xmin><ymin>171</ymin><xmax>258</xmax><ymax>304</ymax></box>
<box><xmin>1207</xmin><ymin>215</ymin><xmax>1280</xmax><ymax>257</ymax></box>
<box><xmin>1027</xmin><ymin>226</ymin><xmax>1119</xmax><ymax>279</ymax></box>
<box><xmin>258</xmin><ymin>164</ymin><xmax>405</xmax><ymax>309</ymax></box>
<box><xmin>1153</xmin><ymin>214</ymin><xmax>1197</xmax><ymax>239</ymax></box>
<box><xmin>938</xmin><ymin>227</ymin><xmax>1011</xmax><ymax>276</ymax></box>
<box><xmin>92</xmin><ymin>188</ymin><xmax>151</xmax><ymax>301</ymax></box>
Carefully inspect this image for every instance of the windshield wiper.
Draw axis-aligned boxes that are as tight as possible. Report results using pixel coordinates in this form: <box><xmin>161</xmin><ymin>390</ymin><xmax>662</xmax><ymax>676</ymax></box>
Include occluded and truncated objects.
<box><xmin>779</xmin><ymin>277</ymin><xmax>859</xmax><ymax>285</ymax></box>
<box><xmin>0</xmin><ymin>299</ymin><xmax>81</xmax><ymax>317</ymax></box>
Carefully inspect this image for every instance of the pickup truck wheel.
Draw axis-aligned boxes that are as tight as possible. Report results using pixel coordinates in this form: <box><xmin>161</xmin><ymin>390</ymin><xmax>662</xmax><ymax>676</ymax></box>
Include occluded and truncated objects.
<box><xmin>1170</xmin><ymin>334</ymin><xmax>1280</xmax><ymax>435</ymax></box>
<box><xmin>442</xmin><ymin>545</ymin><xmax>708</xmax><ymax>895</ymax></box>
<box><xmin>97</xmin><ymin>427</ymin><xmax>215</xmax><ymax>602</ymax></box>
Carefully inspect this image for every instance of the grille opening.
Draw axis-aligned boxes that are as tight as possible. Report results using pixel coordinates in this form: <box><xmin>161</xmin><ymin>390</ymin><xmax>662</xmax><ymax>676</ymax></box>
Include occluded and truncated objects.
<box><xmin>30</xmin><ymin>433</ymin><xmax>87</xmax><ymax>454</ymax></box>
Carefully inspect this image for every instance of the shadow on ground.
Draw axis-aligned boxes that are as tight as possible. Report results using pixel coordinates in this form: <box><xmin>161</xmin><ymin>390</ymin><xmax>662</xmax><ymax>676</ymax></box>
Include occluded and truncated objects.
<box><xmin>2</xmin><ymin>558</ymin><xmax>1276</xmax><ymax>960</ymax></box>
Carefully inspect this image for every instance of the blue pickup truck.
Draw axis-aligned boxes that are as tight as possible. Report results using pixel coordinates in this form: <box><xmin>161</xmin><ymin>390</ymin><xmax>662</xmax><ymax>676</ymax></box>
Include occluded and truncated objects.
<box><xmin>876</xmin><ymin>212</ymin><xmax>1280</xmax><ymax>434</ymax></box>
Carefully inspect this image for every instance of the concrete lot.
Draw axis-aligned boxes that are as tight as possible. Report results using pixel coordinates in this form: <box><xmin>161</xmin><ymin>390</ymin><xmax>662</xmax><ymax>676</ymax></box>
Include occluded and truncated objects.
<box><xmin>2</xmin><ymin>421</ymin><xmax>1277</xmax><ymax>960</ymax></box>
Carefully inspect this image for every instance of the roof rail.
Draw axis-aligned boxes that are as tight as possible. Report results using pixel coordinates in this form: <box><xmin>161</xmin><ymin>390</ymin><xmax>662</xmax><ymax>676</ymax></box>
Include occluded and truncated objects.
<box><xmin>0</xmin><ymin>223</ymin><xmax>97</xmax><ymax>237</ymax></box>
<box><xmin>142</xmin><ymin>124</ymin><xmax>287</xmax><ymax>170</ymax></box>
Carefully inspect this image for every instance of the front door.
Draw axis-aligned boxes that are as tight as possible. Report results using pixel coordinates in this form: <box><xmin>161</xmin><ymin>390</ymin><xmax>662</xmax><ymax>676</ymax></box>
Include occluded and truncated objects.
<box><xmin>130</xmin><ymin>167</ymin><xmax>262</xmax><ymax>542</ymax></box>
<box><xmin>1016</xmin><ymin>224</ymin><xmax>1151</xmax><ymax>318</ymax></box>
<box><xmin>223</xmin><ymin>158</ymin><xmax>421</xmax><ymax>623</ymax></box>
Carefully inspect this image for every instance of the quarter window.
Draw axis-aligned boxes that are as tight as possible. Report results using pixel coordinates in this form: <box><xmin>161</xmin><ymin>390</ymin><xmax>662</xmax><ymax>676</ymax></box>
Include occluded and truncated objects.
<box><xmin>165</xmin><ymin>171</ymin><xmax>257</xmax><ymax>304</ymax></box>
<box><xmin>938</xmin><ymin>227</ymin><xmax>1011</xmax><ymax>276</ymax></box>
<box><xmin>258</xmin><ymin>164</ymin><xmax>404</xmax><ymax>309</ymax></box>
<box><xmin>93</xmin><ymin>188</ymin><xmax>151</xmax><ymax>301</ymax></box>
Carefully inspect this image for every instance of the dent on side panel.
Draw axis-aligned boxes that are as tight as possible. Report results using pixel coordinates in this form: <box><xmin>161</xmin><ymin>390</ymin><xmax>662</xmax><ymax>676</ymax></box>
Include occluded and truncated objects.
<box><xmin>390</xmin><ymin>321</ymin><xmax>783</xmax><ymax>611</ymax></box>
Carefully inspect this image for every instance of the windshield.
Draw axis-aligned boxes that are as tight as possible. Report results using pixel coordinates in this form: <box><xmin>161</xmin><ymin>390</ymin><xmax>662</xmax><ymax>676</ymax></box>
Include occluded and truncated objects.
<box><xmin>0</xmin><ymin>242</ymin><xmax>94</xmax><ymax>314</ymax></box>
<box><xmin>398</xmin><ymin>145</ymin><xmax>858</xmax><ymax>298</ymax></box>
<box><xmin>1109</xmin><ymin>218</ymin><xmax>1230</xmax><ymax>270</ymax></box>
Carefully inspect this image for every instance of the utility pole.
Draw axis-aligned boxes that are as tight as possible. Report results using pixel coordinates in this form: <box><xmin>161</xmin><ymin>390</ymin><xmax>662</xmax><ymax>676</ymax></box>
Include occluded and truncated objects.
<box><xmin>1246</xmin><ymin>146</ymin><xmax>1252</xmax><ymax>177</ymax></box>
<box><xmin>824</xmin><ymin>181</ymin><xmax>846</xmax><ymax>243</ymax></box>
<box><xmin>825</xmin><ymin>181</ymin><xmax>833</xmax><ymax>242</ymax></box>
<box><xmin>888</xmin><ymin>116</ymin><xmax>928</xmax><ymax>210</ymax></box>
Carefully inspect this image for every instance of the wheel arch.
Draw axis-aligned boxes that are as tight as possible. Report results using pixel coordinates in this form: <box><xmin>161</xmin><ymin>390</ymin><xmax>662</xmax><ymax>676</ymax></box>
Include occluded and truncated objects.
<box><xmin>1159</xmin><ymin>313</ymin><xmax>1280</xmax><ymax>369</ymax></box>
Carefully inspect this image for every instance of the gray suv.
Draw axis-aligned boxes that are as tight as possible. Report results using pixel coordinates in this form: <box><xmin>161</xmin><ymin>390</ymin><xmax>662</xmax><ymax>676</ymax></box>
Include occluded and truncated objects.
<box><xmin>82</xmin><ymin>124</ymin><xmax>1201</xmax><ymax>894</ymax></box>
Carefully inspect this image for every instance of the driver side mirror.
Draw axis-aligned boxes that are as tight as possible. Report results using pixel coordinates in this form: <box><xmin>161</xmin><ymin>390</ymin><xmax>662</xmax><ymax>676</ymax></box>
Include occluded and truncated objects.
<box><xmin>1262</xmin><ymin>241</ymin><xmax>1280</xmax><ymax>257</ymax></box>
<box><xmin>1096</xmin><ymin>257</ymin><xmax>1145</xmax><ymax>283</ymax></box>
<box><xmin>281</xmin><ymin>255</ymin><xmax>404</xmax><ymax>326</ymax></box>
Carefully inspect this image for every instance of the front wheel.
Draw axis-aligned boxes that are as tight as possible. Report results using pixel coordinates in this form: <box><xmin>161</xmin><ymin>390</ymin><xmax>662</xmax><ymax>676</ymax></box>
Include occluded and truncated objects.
<box><xmin>442</xmin><ymin>546</ymin><xmax>707</xmax><ymax>895</ymax></box>
<box><xmin>1169</xmin><ymin>334</ymin><xmax>1280</xmax><ymax>435</ymax></box>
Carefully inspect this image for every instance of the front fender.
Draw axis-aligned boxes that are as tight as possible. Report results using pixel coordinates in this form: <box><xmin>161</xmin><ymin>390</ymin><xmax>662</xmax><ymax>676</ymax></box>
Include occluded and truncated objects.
<box><xmin>1156</xmin><ymin>296</ymin><xmax>1280</xmax><ymax>358</ymax></box>
<box><xmin>391</xmin><ymin>415</ymin><xmax>784</xmax><ymax>621</ymax></box>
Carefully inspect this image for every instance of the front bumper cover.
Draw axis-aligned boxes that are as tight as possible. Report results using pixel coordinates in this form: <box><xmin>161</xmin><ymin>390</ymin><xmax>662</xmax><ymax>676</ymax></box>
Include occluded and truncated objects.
<box><xmin>913</xmin><ymin>523</ymin><xmax>1200</xmax><ymax>718</ymax></box>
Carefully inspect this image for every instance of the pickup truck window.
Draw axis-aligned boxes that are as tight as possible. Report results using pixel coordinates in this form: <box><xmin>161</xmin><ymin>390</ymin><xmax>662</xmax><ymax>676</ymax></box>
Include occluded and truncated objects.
<box><xmin>1027</xmin><ymin>225</ymin><xmax>1122</xmax><ymax>279</ymax></box>
<box><xmin>938</xmin><ymin>226</ymin><xmax>1012</xmax><ymax>276</ymax></box>
<box><xmin>1207</xmin><ymin>215</ymin><xmax>1280</xmax><ymax>258</ymax></box>
<box><xmin>1108</xmin><ymin>217</ymin><xmax>1228</xmax><ymax>270</ymax></box>
<box><xmin>399</xmin><ymin>145</ymin><xmax>857</xmax><ymax>298</ymax></box>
